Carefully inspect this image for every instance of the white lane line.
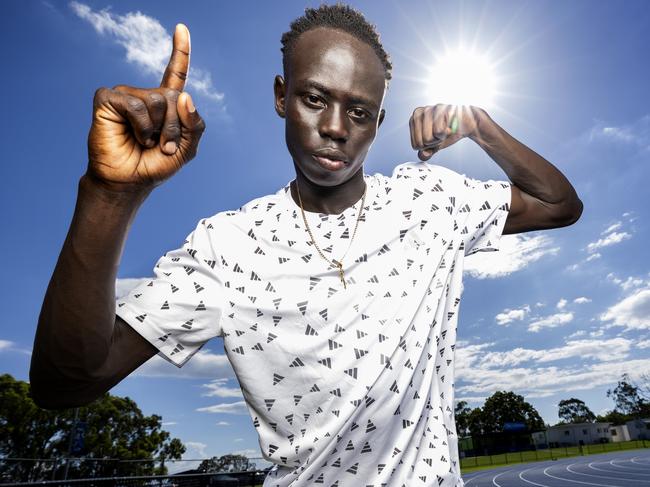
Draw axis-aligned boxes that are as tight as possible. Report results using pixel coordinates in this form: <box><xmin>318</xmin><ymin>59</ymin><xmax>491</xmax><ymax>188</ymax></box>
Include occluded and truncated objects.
<box><xmin>605</xmin><ymin>457</ymin><xmax>650</xmax><ymax>472</ymax></box>
<box><xmin>463</xmin><ymin>471</ymin><xmax>493</xmax><ymax>485</ymax></box>
<box><xmin>491</xmin><ymin>468</ymin><xmax>514</xmax><ymax>487</ymax></box>
<box><xmin>518</xmin><ymin>466</ymin><xmax>552</xmax><ymax>486</ymax></box>
<box><xmin>543</xmin><ymin>465</ymin><xmax>624</xmax><ymax>486</ymax></box>
<box><xmin>586</xmin><ymin>460</ymin><xmax>650</xmax><ymax>475</ymax></box>
<box><xmin>610</xmin><ymin>457</ymin><xmax>650</xmax><ymax>469</ymax></box>
<box><xmin>610</xmin><ymin>458</ymin><xmax>650</xmax><ymax>470</ymax></box>
<box><xmin>565</xmin><ymin>462</ymin><xmax>650</xmax><ymax>482</ymax></box>
<box><xmin>631</xmin><ymin>456</ymin><xmax>650</xmax><ymax>465</ymax></box>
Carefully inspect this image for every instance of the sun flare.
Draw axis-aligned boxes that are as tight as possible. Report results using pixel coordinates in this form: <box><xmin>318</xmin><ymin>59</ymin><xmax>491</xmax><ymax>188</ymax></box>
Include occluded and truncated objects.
<box><xmin>426</xmin><ymin>48</ymin><xmax>497</xmax><ymax>109</ymax></box>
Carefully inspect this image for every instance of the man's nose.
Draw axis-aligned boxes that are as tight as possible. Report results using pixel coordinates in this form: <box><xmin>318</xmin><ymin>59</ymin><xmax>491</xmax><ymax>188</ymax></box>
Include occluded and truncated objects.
<box><xmin>319</xmin><ymin>105</ymin><xmax>349</xmax><ymax>142</ymax></box>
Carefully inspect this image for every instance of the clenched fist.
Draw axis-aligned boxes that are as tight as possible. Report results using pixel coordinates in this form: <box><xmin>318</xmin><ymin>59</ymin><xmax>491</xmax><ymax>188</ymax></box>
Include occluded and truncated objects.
<box><xmin>87</xmin><ymin>24</ymin><xmax>206</xmax><ymax>192</ymax></box>
<box><xmin>409</xmin><ymin>104</ymin><xmax>484</xmax><ymax>161</ymax></box>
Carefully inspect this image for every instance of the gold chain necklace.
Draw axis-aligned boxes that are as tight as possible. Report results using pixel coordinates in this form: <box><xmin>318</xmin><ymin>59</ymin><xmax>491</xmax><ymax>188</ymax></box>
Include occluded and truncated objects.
<box><xmin>295</xmin><ymin>180</ymin><xmax>367</xmax><ymax>289</ymax></box>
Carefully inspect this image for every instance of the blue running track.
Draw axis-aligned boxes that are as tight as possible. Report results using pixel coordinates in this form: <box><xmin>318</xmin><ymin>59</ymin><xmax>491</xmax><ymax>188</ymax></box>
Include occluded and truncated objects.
<box><xmin>461</xmin><ymin>449</ymin><xmax>650</xmax><ymax>486</ymax></box>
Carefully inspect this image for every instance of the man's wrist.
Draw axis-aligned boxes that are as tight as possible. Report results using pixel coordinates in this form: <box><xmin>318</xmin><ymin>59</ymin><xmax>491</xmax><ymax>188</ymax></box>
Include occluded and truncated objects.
<box><xmin>80</xmin><ymin>172</ymin><xmax>153</xmax><ymax>208</ymax></box>
<box><xmin>467</xmin><ymin>106</ymin><xmax>494</xmax><ymax>145</ymax></box>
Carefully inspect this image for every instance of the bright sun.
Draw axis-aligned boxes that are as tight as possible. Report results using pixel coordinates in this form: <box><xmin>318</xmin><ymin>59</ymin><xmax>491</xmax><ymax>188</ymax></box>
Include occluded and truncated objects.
<box><xmin>426</xmin><ymin>48</ymin><xmax>497</xmax><ymax>109</ymax></box>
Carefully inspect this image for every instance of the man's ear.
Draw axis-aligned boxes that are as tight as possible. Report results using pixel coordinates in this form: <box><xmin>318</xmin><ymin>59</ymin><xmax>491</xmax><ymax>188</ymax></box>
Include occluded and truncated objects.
<box><xmin>274</xmin><ymin>75</ymin><xmax>286</xmax><ymax>118</ymax></box>
<box><xmin>378</xmin><ymin>109</ymin><xmax>386</xmax><ymax>128</ymax></box>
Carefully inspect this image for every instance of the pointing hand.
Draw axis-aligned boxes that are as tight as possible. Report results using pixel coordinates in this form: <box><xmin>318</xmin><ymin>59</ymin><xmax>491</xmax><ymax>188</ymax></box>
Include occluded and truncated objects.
<box><xmin>86</xmin><ymin>24</ymin><xmax>206</xmax><ymax>191</ymax></box>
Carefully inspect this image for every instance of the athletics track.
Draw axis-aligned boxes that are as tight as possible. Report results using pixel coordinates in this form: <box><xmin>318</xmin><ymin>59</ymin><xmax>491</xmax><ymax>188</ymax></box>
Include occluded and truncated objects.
<box><xmin>461</xmin><ymin>449</ymin><xmax>650</xmax><ymax>486</ymax></box>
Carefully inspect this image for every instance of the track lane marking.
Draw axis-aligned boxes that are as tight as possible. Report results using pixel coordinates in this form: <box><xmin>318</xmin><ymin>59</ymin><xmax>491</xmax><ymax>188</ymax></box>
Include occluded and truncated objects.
<box><xmin>518</xmin><ymin>466</ymin><xmax>552</xmax><ymax>486</ymax></box>
<box><xmin>491</xmin><ymin>468</ymin><xmax>515</xmax><ymax>486</ymax></box>
<box><xmin>543</xmin><ymin>464</ymin><xmax>624</xmax><ymax>486</ymax></box>
<box><xmin>564</xmin><ymin>462</ymin><xmax>650</xmax><ymax>482</ymax></box>
<box><xmin>586</xmin><ymin>460</ymin><xmax>650</xmax><ymax>475</ymax></box>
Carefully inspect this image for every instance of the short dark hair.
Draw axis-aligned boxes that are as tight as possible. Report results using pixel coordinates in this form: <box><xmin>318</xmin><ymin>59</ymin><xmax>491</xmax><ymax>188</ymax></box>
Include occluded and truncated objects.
<box><xmin>281</xmin><ymin>3</ymin><xmax>392</xmax><ymax>81</ymax></box>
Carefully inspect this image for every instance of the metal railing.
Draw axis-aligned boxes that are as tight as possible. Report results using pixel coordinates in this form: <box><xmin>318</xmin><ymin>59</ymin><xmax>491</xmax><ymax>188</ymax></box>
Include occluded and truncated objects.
<box><xmin>459</xmin><ymin>439</ymin><xmax>649</xmax><ymax>469</ymax></box>
<box><xmin>0</xmin><ymin>470</ymin><xmax>268</xmax><ymax>487</ymax></box>
<box><xmin>0</xmin><ymin>457</ymin><xmax>273</xmax><ymax>486</ymax></box>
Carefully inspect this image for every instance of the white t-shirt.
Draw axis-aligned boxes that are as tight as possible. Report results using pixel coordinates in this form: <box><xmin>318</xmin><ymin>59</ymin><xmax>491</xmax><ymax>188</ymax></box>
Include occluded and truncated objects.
<box><xmin>116</xmin><ymin>161</ymin><xmax>511</xmax><ymax>487</ymax></box>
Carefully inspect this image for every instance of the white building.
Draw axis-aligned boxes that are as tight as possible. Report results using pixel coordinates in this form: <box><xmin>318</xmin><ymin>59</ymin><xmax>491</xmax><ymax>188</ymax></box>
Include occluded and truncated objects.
<box><xmin>609</xmin><ymin>424</ymin><xmax>630</xmax><ymax>442</ymax></box>
<box><xmin>532</xmin><ymin>422</ymin><xmax>611</xmax><ymax>447</ymax></box>
<box><xmin>624</xmin><ymin>418</ymin><xmax>650</xmax><ymax>440</ymax></box>
<box><xmin>532</xmin><ymin>419</ymin><xmax>650</xmax><ymax>447</ymax></box>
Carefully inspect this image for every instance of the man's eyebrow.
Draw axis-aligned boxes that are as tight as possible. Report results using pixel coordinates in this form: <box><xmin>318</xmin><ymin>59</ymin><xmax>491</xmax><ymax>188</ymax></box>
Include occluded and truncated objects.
<box><xmin>301</xmin><ymin>80</ymin><xmax>379</xmax><ymax>111</ymax></box>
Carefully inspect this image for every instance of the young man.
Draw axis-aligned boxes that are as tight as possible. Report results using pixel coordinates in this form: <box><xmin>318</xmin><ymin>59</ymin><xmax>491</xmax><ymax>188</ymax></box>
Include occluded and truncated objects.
<box><xmin>30</xmin><ymin>5</ymin><xmax>582</xmax><ymax>486</ymax></box>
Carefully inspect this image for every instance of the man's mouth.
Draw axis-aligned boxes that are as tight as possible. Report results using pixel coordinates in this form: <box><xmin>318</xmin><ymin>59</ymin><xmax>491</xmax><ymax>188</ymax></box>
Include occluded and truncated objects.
<box><xmin>312</xmin><ymin>149</ymin><xmax>348</xmax><ymax>171</ymax></box>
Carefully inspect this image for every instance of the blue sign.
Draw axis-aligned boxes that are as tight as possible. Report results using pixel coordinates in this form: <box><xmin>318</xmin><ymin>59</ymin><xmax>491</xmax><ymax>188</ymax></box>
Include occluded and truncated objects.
<box><xmin>503</xmin><ymin>422</ymin><xmax>526</xmax><ymax>431</ymax></box>
<box><xmin>71</xmin><ymin>421</ymin><xmax>87</xmax><ymax>454</ymax></box>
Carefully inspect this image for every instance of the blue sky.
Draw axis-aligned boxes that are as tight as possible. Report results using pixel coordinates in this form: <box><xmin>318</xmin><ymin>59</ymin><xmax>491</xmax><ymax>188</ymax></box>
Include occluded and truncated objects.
<box><xmin>2</xmin><ymin>0</ymin><xmax>650</xmax><ymax>470</ymax></box>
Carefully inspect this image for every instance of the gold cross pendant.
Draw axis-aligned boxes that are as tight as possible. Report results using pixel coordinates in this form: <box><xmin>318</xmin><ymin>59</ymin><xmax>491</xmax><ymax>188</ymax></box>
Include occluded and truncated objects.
<box><xmin>332</xmin><ymin>259</ymin><xmax>346</xmax><ymax>289</ymax></box>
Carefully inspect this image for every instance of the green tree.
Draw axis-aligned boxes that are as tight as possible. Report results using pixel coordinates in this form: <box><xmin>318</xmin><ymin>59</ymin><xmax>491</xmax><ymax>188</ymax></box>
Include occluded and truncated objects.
<box><xmin>557</xmin><ymin>398</ymin><xmax>596</xmax><ymax>424</ymax></box>
<box><xmin>639</xmin><ymin>372</ymin><xmax>650</xmax><ymax>401</ymax></box>
<box><xmin>0</xmin><ymin>374</ymin><xmax>68</xmax><ymax>481</ymax></box>
<box><xmin>0</xmin><ymin>374</ymin><xmax>185</xmax><ymax>482</ymax></box>
<box><xmin>197</xmin><ymin>454</ymin><xmax>256</xmax><ymax>473</ymax></box>
<box><xmin>607</xmin><ymin>373</ymin><xmax>650</xmax><ymax>418</ymax></box>
<box><xmin>454</xmin><ymin>400</ymin><xmax>472</xmax><ymax>437</ymax></box>
<box><xmin>596</xmin><ymin>409</ymin><xmax>628</xmax><ymax>426</ymax></box>
<box><xmin>480</xmin><ymin>391</ymin><xmax>545</xmax><ymax>433</ymax></box>
<box><xmin>467</xmin><ymin>407</ymin><xmax>486</xmax><ymax>436</ymax></box>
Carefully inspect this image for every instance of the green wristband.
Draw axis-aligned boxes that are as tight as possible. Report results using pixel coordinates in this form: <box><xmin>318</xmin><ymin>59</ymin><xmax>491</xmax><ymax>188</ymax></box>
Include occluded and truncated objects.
<box><xmin>450</xmin><ymin>115</ymin><xmax>459</xmax><ymax>134</ymax></box>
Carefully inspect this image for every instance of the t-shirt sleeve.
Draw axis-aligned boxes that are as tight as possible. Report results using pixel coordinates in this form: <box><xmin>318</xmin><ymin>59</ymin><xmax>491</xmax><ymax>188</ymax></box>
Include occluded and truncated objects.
<box><xmin>116</xmin><ymin>216</ymin><xmax>227</xmax><ymax>367</ymax></box>
<box><xmin>457</xmin><ymin>174</ymin><xmax>512</xmax><ymax>256</ymax></box>
<box><xmin>389</xmin><ymin>161</ymin><xmax>511</xmax><ymax>257</ymax></box>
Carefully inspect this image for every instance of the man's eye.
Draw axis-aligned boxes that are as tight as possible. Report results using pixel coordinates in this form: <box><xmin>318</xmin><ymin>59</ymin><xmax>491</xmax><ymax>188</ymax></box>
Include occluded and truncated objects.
<box><xmin>349</xmin><ymin>108</ymin><xmax>369</xmax><ymax>120</ymax></box>
<box><xmin>304</xmin><ymin>95</ymin><xmax>324</xmax><ymax>107</ymax></box>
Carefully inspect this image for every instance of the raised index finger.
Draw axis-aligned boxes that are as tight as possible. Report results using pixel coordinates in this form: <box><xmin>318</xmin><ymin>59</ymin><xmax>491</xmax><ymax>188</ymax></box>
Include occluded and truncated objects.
<box><xmin>160</xmin><ymin>24</ymin><xmax>191</xmax><ymax>91</ymax></box>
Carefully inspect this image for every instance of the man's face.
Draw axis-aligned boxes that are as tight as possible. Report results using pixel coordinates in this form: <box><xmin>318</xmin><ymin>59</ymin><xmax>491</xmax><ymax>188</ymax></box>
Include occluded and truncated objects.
<box><xmin>274</xmin><ymin>27</ymin><xmax>387</xmax><ymax>187</ymax></box>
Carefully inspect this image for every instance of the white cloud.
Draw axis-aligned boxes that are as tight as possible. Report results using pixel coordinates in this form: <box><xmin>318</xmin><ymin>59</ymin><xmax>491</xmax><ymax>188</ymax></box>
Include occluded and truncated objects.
<box><xmin>196</xmin><ymin>401</ymin><xmax>249</xmax><ymax>415</ymax></box>
<box><xmin>637</xmin><ymin>340</ymin><xmax>650</xmax><ymax>349</ymax></box>
<box><xmin>567</xmin><ymin>252</ymin><xmax>601</xmax><ymax>271</ymax></box>
<box><xmin>162</xmin><ymin>421</ymin><xmax>177</xmax><ymax>426</ymax></box>
<box><xmin>586</xmin><ymin>231</ymin><xmax>632</xmax><ymax>253</ymax></box>
<box><xmin>587</xmin><ymin>115</ymin><xmax>650</xmax><ymax>150</ymax></box>
<box><xmin>455</xmin><ymin>339</ymin><xmax>650</xmax><ymax>403</ymax></box>
<box><xmin>475</xmin><ymin>338</ymin><xmax>632</xmax><ymax>369</ymax></box>
<box><xmin>495</xmin><ymin>305</ymin><xmax>530</xmax><ymax>325</ymax></box>
<box><xmin>602</xmin><ymin>222</ymin><xmax>622</xmax><ymax>235</ymax></box>
<box><xmin>134</xmin><ymin>349</ymin><xmax>233</xmax><ymax>379</ymax></box>
<box><xmin>201</xmin><ymin>378</ymin><xmax>244</xmax><ymax>398</ymax></box>
<box><xmin>230</xmin><ymin>448</ymin><xmax>264</xmax><ymax>459</ymax></box>
<box><xmin>528</xmin><ymin>312</ymin><xmax>574</xmax><ymax>332</ymax></box>
<box><xmin>606</xmin><ymin>273</ymin><xmax>647</xmax><ymax>291</ymax></box>
<box><xmin>574</xmin><ymin>297</ymin><xmax>591</xmax><ymax>304</ymax></box>
<box><xmin>0</xmin><ymin>340</ymin><xmax>31</xmax><ymax>355</ymax></box>
<box><xmin>620</xmin><ymin>277</ymin><xmax>645</xmax><ymax>291</ymax></box>
<box><xmin>600</xmin><ymin>287</ymin><xmax>650</xmax><ymax>331</ymax></box>
<box><xmin>556</xmin><ymin>299</ymin><xmax>568</xmax><ymax>310</ymax></box>
<box><xmin>464</xmin><ymin>234</ymin><xmax>559</xmax><ymax>279</ymax></box>
<box><xmin>216</xmin><ymin>421</ymin><xmax>231</xmax><ymax>426</ymax></box>
<box><xmin>600</xmin><ymin>127</ymin><xmax>638</xmax><ymax>143</ymax></box>
<box><xmin>184</xmin><ymin>441</ymin><xmax>208</xmax><ymax>458</ymax></box>
<box><xmin>567</xmin><ymin>330</ymin><xmax>586</xmax><ymax>338</ymax></box>
<box><xmin>70</xmin><ymin>2</ymin><xmax>224</xmax><ymax>103</ymax></box>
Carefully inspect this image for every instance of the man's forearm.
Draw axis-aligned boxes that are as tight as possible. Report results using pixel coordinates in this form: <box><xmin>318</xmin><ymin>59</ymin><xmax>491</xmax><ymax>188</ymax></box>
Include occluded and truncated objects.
<box><xmin>30</xmin><ymin>173</ymin><xmax>151</xmax><ymax>399</ymax></box>
<box><xmin>469</xmin><ymin>108</ymin><xmax>581</xmax><ymax>211</ymax></box>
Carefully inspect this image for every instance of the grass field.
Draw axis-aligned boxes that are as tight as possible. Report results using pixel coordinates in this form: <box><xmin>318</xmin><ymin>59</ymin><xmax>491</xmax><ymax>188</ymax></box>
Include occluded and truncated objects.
<box><xmin>460</xmin><ymin>439</ymin><xmax>649</xmax><ymax>473</ymax></box>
